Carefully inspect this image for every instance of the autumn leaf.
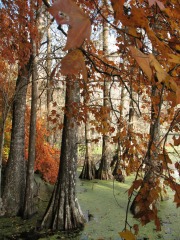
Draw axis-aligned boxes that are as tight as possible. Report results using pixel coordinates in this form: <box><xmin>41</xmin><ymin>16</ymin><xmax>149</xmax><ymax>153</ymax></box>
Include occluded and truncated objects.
<box><xmin>149</xmin><ymin>54</ymin><xmax>169</xmax><ymax>83</ymax></box>
<box><xmin>61</xmin><ymin>49</ymin><xmax>87</xmax><ymax>81</ymax></box>
<box><xmin>173</xmin><ymin>135</ymin><xmax>180</xmax><ymax>146</ymax></box>
<box><xmin>128</xmin><ymin>179</ymin><xmax>143</xmax><ymax>196</ymax></box>
<box><xmin>49</xmin><ymin>0</ymin><xmax>91</xmax><ymax>50</ymax></box>
<box><xmin>175</xmin><ymin>88</ymin><xmax>180</xmax><ymax>105</ymax></box>
<box><xmin>173</xmin><ymin>184</ymin><xmax>180</xmax><ymax>207</ymax></box>
<box><xmin>129</xmin><ymin>46</ymin><xmax>152</xmax><ymax>80</ymax></box>
<box><xmin>53</xmin><ymin>102</ymin><xmax>57</xmax><ymax>107</ymax></box>
<box><xmin>51</xmin><ymin>109</ymin><xmax>57</xmax><ymax>115</ymax></box>
<box><xmin>110</xmin><ymin>0</ymin><xmax>125</xmax><ymax>21</ymax></box>
<box><xmin>91</xmin><ymin>138</ymin><xmax>99</xmax><ymax>143</ymax></box>
<box><xmin>158</xmin><ymin>152</ymin><xmax>172</xmax><ymax>164</ymax></box>
<box><xmin>128</xmin><ymin>27</ymin><xmax>141</xmax><ymax>38</ymax></box>
<box><xmin>149</xmin><ymin>54</ymin><xmax>180</xmax><ymax>99</ymax></box>
<box><xmin>168</xmin><ymin>54</ymin><xmax>180</xmax><ymax>64</ymax></box>
<box><xmin>155</xmin><ymin>216</ymin><xmax>161</xmax><ymax>231</ymax></box>
<box><xmin>148</xmin><ymin>0</ymin><xmax>165</xmax><ymax>11</ymax></box>
<box><xmin>119</xmin><ymin>229</ymin><xmax>136</xmax><ymax>240</ymax></box>
<box><xmin>50</xmin><ymin>62</ymin><xmax>61</xmax><ymax>79</ymax></box>
<box><xmin>133</xmin><ymin>224</ymin><xmax>139</xmax><ymax>235</ymax></box>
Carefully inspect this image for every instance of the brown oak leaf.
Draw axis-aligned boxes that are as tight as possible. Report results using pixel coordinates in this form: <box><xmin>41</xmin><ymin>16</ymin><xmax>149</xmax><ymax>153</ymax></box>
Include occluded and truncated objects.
<box><xmin>49</xmin><ymin>0</ymin><xmax>91</xmax><ymax>50</ymax></box>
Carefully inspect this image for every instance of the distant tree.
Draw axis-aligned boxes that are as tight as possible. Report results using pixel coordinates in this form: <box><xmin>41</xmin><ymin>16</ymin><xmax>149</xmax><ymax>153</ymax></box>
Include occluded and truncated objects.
<box><xmin>111</xmin><ymin>86</ymin><xmax>125</xmax><ymax>180</ymax></box>
<box><xmin>46</xmin><ymin>12</ymin><xmax>54</xmax><ymax>145</ymax></box>
<box><xmin>79</xmin><ymin>85</ymin><xmax>96</xmax><ymax>180</ymax></box>
<box><xmin>96</xmin><ymin>0</ymin><xmax>112</xmax><ymax>180</ymax></box>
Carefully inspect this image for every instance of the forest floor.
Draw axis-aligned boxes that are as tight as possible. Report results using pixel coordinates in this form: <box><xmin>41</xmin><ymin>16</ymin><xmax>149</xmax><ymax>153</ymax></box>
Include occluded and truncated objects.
<box><xmin>0</xmin><ymin>167</ymin><xmax>179</xmax><ymax>240</ymax></box>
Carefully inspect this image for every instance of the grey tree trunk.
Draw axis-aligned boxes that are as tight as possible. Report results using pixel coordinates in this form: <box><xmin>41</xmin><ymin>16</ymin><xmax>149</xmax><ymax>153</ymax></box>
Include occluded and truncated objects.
<box><xmin>0</xmin><ymin>82</ymin><xmax>12</xmax><ymax>199</ymax></box>
<box><xmin>79</xmin><ymin>110</ymin><xmax>96</xmax><ymax>180</ymax></box>
<box><xmin>122</xmin><ymin>84</ymin><xmax>136</xmax><ymax>173</ymax></box>
<box><xmin>96</xmin><ymin>1</ymin><xmax>112</xmax><ymax>180</ymax></box>
<box><xmin>79</xmin><ymin>86</ymin><xmax>96</xmax><ymax>180</ymax></box>
<box><xmin>112</xmin><ymin>86</ymin><xmax>125</xmax><ymax>178</ymax></box>
<box><xmin>0</xmin><ymin>110</ymin><xmax>8</xmax><ymax>198</ymax></box>
<box><xmin>130</xmin><ymin>83</ymin><xmax>164</xmax><ymax>220</ymax></box>
<box><xmin>0</xmin><ymin>125</ymin><xmax>4</xmax><ymax>198</ymax></box>
<box><xmin>2</xmin><ymin>59</ymin><xmax>32</xmax><ymax>216</ymax></box>
<box><xmin>40</xmin><ymin>78</ymin><xmax>85</xmax><ymax>231</ymax></box>
<box><xmin>46</xmin><ymin>13</ymin><xmax>53</xmax><ymax>145</ymax></box>
<box><xmin>23</xmin><ymin>42</ymin><xmax>38</xmax><ymax>219</ymax></box>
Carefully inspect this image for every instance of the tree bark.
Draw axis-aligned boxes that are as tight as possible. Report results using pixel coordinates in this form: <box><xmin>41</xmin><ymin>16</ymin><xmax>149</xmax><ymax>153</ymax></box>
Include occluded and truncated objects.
<box><xmin>130</xmin><ymin>83</ymin><xmax>164</xmax><ymax>221</ymax></box>
<box><xmin>96</xmin><ymin>0</ymin><xmax>112</xmax><ymax>180</ymax></box>
<box><xmin>46</xmin><ymin>12</ymin><xmax>53</xmax><ymax>145</ymax></box>
<box><xmin>79</xmin><ymin>117</ymin><xmax>96</xmax><ymax>180</ymax></box>
<box><xmin>40</xmin><ymin>78</ymin><xmax>85</xmax><ymax>231</ymax></box>
<box><xmin>23</xmin><ymin>42</ymin><xmax>38</xmax><ymax>219</ymax></box>
<box><xmin>79</xmin><ymin>86</ymin><xmax>96</xmax><ymax>180</ymax></box>
<box><xmin>0</xmin><ymin>112</ymin><xmax>7</xmax><ymax>198</ymax></box>
<box><xmin>122</xmin><ymin>84</ymin><xmax>136</xmax><ymax>174</ymax></box>
<box><xmin>2</xmin><ymin>59</ymin><xmax>32</xmax><ymax>216</ymax></box>
<box><xmin>0</xmin><ymin>124</ymin><xmax>4</xmax><ymax>198</ymax></box>
<box><xmin>0</xmin><ymin>83</ymin><xmax>12</xmax><ymax>199</ymax></box>
<box><xmin>111</xmin><ymin>86</ymin><xmax>125</xmax><ymax>177</ymax></box>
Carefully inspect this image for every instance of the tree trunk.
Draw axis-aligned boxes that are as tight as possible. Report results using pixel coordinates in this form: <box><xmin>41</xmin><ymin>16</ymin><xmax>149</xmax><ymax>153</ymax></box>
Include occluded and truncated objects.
<box><xmin>79</xmin><ymin>87</ymin><xmax>96</xmax><ymax>180</ymax></box>
<box><xmin>46</xmin><ymin>13</ymin><xmax>53</xmax><ymax>145</ymax></box>
<box><xmin>23</xmin><ymin>42</ymin><xmax>38</xmax><ymax>219</ymax></box>
<box><xmin>123</xmin><ymin>84</ymin><xmax>136</xmax><ymax>174</ymax></box>
<box><xmin>0</xmin><ymin>87</ymin><xmax>11</xmax><ymax>199</ymax></box>
<box><xmin>40</xmin><ymin>78</ymin><xmax>85</xmax><ymax>231</ymax></box>
<box><xmin>96</xmin><ymin>1</ymin><xmax>112</xmax><ymax>180</ymax></box>
<box><xmin>0</xmin><ymin>108</ymin><xmax>9</xmax><ymax>216</ymax></box>
<box><xmin>79</xmin><ymin>118</ymin><xmax>96</xmax><ymax>180</ymax></box>
<box><xmin>130</xmin><ymin>83</ymin><xmax>164</xmax><ymax>222</ymax></box>
<box><xmin>112</xmin><ymin>86</ymin><xmax>125</xmax><ymax>177</ymax></box>
<box><xmin>0</xmin><ymin>124</ymin><xmax>4</xmax><ymax>198</ymax></box>
<box><xmin>2</xmin><ymin>59</ymin><xmax>32</xmax><ymax>216</ymax></box>
<box><xmin>0</xmin><ymin>116</ymin><xmax>6</xmax><ymax>198</ymax></box>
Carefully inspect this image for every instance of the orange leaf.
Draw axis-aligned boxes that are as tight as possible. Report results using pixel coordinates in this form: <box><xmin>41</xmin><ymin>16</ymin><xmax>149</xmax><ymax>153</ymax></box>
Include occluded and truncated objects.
<box><xmin>173</xmin><ymin>135</ymin><xmax>180</xmax><ymax>146</ymax></box>
<box><xmin>110</xmin><ymin>0</ymin><xmax>125</xmax><ymax>21</ymax></box>
<box><xmin>149</xmin><ymin>54</ymin><xmax>169</xmax><ymax>83</ymax></box>
<box><xmin>173</xmin><ymin>184</ymin><xmax>180</xmax><ymax>207</ymax></box>
<box><xmin>129</xmin><ymin>46</ymin><xmax>152</xmax><ymax>80</ymax></box>
<box><xmin>119</xmin><ymin>229</ymin><xmax>136</xmax><ymax>240</ymax></box>
<box><xmin>133</xmin><ymin>224</ymin><xmax>139</xmax><ymax>235</ymax></box>
<box><xmin>51</xmin><ymin>109</ymin><xmax>56</xmax><ymax>115</ymax></box>
<box><xmin>176</xmin><ymin>88</ymin><xmax>180</xmax><ymax>105</ymax></box>
<box><xmin>158</xmin><ymin>153</ymin><xmax>172</xmax><ymax>164</ymax></box>
<box><xmin>49</xmin><ymin>0</ymin><xmax>91</xmax><ymax>50</ymax></box>
<box><xmin>149</xmin><ymin>54</ymin><xmax>179</xmax><ymax>96</ymax></box>
<box><xmin>168</xmin><ymin>54</ymin><xmax>180</xmax><ymax>64</ymax></box>
<box><xmin>61</xmin><ymin>49</ymin><xmax>87</xmax><ymax>81</ymax></box>
<box><xmin>50</xmin><ymin>62</ymin><xmax>61</xmax><ymax>79</ymax></box>
<box><xmin>156</xmin><ymin>1</ymin><xmax>165</xmax><ymax>10</ymax></box>
<box><xmin>128</xmin><ymin>179</ymin><xmax>143</xmax><ymax>196</ymax></box>
<box><xmin>53</xmin><ymin>102</ymin><xmax>57</xmax><ymax>107</ymax></box>
<box><xmin>148</xmin><ymin>0</ymin><xmax>165</xmax><ymax>10</ymax></box>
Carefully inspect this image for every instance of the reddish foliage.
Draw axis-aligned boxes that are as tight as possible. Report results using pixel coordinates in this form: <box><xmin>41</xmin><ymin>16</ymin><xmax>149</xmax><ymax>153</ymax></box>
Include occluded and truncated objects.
<box><xmin>25</xmin><ymin>110</ymin><xmax>60</xmax><ymax>184</ymax></box>
<box><xmin>49</xmin><ymin>0</ymin><xmax>91</xmax><ymax>51</ymax></box>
